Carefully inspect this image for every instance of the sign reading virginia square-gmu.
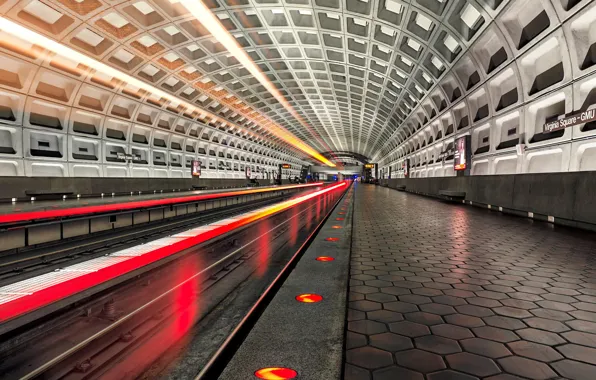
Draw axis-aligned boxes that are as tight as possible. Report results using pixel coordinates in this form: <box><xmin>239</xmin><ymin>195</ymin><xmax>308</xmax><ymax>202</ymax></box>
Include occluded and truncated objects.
<box><xmin>544</xmin><ymin>109</ymin><xmax>596</xmax><ymax>133</ymax></box>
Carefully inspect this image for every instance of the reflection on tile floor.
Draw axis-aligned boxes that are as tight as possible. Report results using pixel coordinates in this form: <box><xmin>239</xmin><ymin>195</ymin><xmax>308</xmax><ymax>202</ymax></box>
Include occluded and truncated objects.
<box><xmin>345</xmin><ymin>184</ymin><xmax>596</xmax><ymax>380</ymax></box>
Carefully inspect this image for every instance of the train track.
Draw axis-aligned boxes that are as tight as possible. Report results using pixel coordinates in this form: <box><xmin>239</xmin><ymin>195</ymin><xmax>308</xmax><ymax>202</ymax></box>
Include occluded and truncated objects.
<box><xmin>0</xmin><ymin>188</ymin><xmax>346</xmax><ymax>380</ymax></box>
<box><xmin>0</xmin><ymin>192</ymin><xmax>296</xmax><ymax>287</ymax></box>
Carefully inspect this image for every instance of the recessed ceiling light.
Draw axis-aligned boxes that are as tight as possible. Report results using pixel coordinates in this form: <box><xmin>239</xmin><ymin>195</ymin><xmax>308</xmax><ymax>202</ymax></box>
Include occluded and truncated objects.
<box><xmin>406</xmin><ymin>38</ymin><xmax>422</xmax><ymax>51</ymax></box>
<box><xmin>415</xmin><ymin>13</ymin><xmax>433</xmax><ymax>31</ymax></box>
<box><xmin>385</xmin><ymin>0</ymin><xmax>402</xmax><ymax>14</ymax></box>
<box><xmin>444</xmin><ymin>35</ymin><xmax>459</xmax><ymax>52</ymax></box>
<box><xmin>431</xmin><ymin>56</ymin><xmax>444</xmax><ymax>70</ymax></box>
<box><xmin>103</xmin><ymin>12</ymin><xmax>129</xmax><ymax>29</ymax></box>
<box><xmin>461</xmin><ymin>3</ymin><xmax>481</xmax><ymax>29</ymax></box>
<box><xmin>133</xmin><ymin>1</ymin><xmax>154</xmax><ymax>15</ymax></box>
<box><xmin>138</xmin><ymin>35</ymin><xmax>157</xmax><ymax>47</ymax></box>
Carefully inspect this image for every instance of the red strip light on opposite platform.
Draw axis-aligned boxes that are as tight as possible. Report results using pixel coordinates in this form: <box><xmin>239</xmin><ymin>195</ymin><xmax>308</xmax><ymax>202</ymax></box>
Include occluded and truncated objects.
<box><xmin>255</xmin><ymin>367</ymin><xmax>298</xmax><ymax>379</ymax></box>
<box><xmin>296</xmin><ymin>294</ymin><xmax>323</xmax><ymax>303</ymax></box>
<box><xmin>0</xmin><ymin>183</ymin><xmax>324</xmax><ymax>224</ymax></box>
<box><xmin>0</xmin><ymin>182</ymin><xmax>347</xmax><ymax>323</ymax></box>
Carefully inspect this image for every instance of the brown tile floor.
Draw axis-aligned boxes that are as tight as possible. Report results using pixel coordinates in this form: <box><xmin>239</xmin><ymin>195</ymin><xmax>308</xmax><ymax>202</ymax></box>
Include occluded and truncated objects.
<box><xmin>345</xmin><ymin>184</ymin><xmax>596</xmax><ymax>380</ymax></box>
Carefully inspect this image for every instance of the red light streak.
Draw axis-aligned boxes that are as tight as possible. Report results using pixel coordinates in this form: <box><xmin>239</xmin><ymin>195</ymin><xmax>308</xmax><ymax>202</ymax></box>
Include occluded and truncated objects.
<box><xmin>255</xmin><ymin>219</ymin><xmax>271</xmax><ymax>278</ymax></box>
<box><xmin>325</xmin><ymin>237</ymin><xmax>339</xmax><ymax>242</ymax></box>
<box><xmin>0</xmin><ymin>183</ymin><xmax>323</xmax><ymax>224</ymax></box>
<box><xmin>331</xmin><ymin>225</ymin><xmax>342</xmax><ymax>229</ymax></box>
<box><xmin>289</xmin><ymin>206</ymin><xmax>298</xmax><ymax>246</ymax></box>
<box><xmin>0</xmin><ymin>182</ymin><xmax>346</xmax><ymax>323</ymax></box>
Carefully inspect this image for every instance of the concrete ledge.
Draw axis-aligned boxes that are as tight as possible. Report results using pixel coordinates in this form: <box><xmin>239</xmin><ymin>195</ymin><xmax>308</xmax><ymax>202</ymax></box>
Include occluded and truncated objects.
<box><xmin>380</xmin><ymin>172</ymin><xmax>596</xmax><ymax>229</ymax></box>
<box><xmin>220</xmin><ymin>186</ymin><xmax>354</xmax><ymax>380</ymax></box>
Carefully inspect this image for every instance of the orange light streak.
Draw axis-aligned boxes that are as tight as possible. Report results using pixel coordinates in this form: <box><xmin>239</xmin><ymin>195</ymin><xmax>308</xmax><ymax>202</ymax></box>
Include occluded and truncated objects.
<box><xmin>0</xmin><ymin>17</ymin><xmax>332</xmax><ymax>166</ymax></box>
<box><xmin>178</xmin><ymin>0</ymin><xmax>336</xmax><ymax>166</ymax></box>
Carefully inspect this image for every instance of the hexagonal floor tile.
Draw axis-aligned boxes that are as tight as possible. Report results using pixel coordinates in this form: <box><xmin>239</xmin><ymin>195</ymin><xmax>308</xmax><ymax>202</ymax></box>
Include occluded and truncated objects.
<box><xmin>455</xmin><ymin>304</ymin><xmax>495</xmax><ymax>317</ymax></box>
<box><xmin>460</xmin><ymin>338</ymin><xmax>511</xmax><ymax>358</ymax></box>
<box><xmin>446</xmin><ymin>352</ymin><xmax>501</xmax><ymax>377</ymax></box>
<box><xmin>349</xmin><ymin>320</ymin><xmax>388</xmax><ymax>335</ymax></box>
<box><xmin>551</xmin><ymin>359</ymin><xmax>596</xmax><ymax>380</ymax></box>
<box><xmin>395</xmin><ymin>349</ymin><xmax>446</xmax><ymax>373</ymax></box>
<box><xmin>516</xmin><ymin>328</ymin><xmax>565</xmax><ymax>346</ymax></box>
<box><xmin>346</xmin><ymin>346</ymin><xmax>394</xmax><ymax>370</ymax></box>
<box><xmin>389</xmin><ymin>321</ymin><xmax>430</xmax><ymax>338</ymax></box>
<box><xmin>482</xmin><ymin>315</ymin><xmax>527</xmax><ymax>330</ymax></box>
<box><xmin>345</xmin><ymin>363</ymin><xmax>371</xmax><ymax>380</ymax></box>
<box><xmin>420</xmin><ymin>303</ymin><xmax>456</xmax><ymax>316</ymax></box>
<box><xmin>498</xmin><ymin>356</ymin><xmax>557</xmax><ymax>380</ymax></box>
<box><xmin>561</xmin><ymin>331</ymin><xmax>596</xmax><ymax>348</ymax></box>
<box><xmin>507</xmin><ymin>340</ymin><xmax>563</xmax><ymax>362</ymax></box>
<box><xmin>431</xmin><ymin>324</ymin><xmax>474</xmax><ymax>340</ymax></box>
<box><xmin>369</xmin><ymin>332</ymin><xmax>413</xmax><ymax>352</ymax></box>
<box><xmin>415</xmin><ymin>335</ymin><xmax>462</xmax><ymax>354</ymax></box>
<box><xmin>472</xmin><ymin>326</ymin><xmax>519</xmax><ymax>343</ymax></box>
<box><xmin>557</xmin><ymin>344</ymin><xmax>596</xmax><ymax>365</ymax></box>
<box><xmin>347</xmin><ymin>331</ymin><xmax>368</xmax><ymax>349</ymax></box>
<box><xmin>372</xmin><ymin>366</ymin><xmax>423</xmax><ymax>380</ymax></box>
<box><xmin>427</xmin><ymin>370</ymin><xmax>480</xmax><ymax>380</ymax></box>
<box><xmin>444</xmin><ymin>314</ymin><xmax>485</xmax><ymax>328</ymax></box>
<box><xmin>384</xmin><ymin>301</ymin><xmax>419</xmax><ymax>313</ymax></box>
<box><xmin>365</xmin><ymin>292</ymin><xmax>398</xmax><ymax>303</ymax></box>
<box><xmin>350</xmin><ymin>300</ymin><xmax>382</xmax><ymax>312</ymax></box>
<box><xmin>404</xmin><ymin>311</ymin><xmax>444</xmax><ymax>326</ymax></box>
<box><xmin>367</xmin><ymin>309</ymin><xmax>403</xmax><ymax>323</ymax></box>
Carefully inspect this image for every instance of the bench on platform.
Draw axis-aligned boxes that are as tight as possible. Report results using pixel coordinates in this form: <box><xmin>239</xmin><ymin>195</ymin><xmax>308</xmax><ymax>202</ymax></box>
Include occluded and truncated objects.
<box><xmin>439</xmin><ymin>190</ymin><xmax>466</xmax><ymax>201</ymax></box>
<box><xmin>25</xmin><ymin>190</ymin><xmax>74</xmax><ymax>200</ymax></box>
<box><xmin>395</xmin><ymin>185</ymin><xmax>406</xmax><ymax>191</ymax></box>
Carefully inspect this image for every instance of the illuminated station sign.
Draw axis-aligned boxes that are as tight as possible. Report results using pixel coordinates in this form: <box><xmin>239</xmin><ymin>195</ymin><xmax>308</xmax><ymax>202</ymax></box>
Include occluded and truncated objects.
<box><xmin>544</xmin><ymin>109</ymin><xmax>596</xmax><ymax>133</ymax></box>
<box><xmin>364</xmin><ymin>163</ymin><xmax>375</xmax><ymax>169</ymax></box>
<box><xmin>281</xmin><ymin>164</ymin><xmax>292</xmax><ymax>169</ymax></box>
<box><xmin>191</xmin><ymin>160</ymin><xmax>201</xmax><ymax>177</ymax></box>
<box><xmin>453</xmin><ymin>135</ymin><xmax>471</xmax><ymax>175</ymax></box>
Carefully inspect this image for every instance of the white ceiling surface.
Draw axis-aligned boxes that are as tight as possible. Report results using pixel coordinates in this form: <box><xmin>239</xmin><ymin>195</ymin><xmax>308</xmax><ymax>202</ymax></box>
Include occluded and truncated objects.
<box><xmin>0</xmin><ymin>0</ymin><xmax>594</xmax><ymax>165</ymax></box>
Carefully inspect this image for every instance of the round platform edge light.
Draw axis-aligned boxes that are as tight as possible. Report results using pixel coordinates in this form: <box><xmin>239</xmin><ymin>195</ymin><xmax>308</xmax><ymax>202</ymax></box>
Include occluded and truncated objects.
<box><xmin>255</xmin><ymin>367</ymin><xmax>298</xmax><ymax>379</ymax></box>
<box><xmin>296</xmin><ymin>293</ymin><xmax>323</xmax><ymax>303</ymax></box>
<box><xmin>331</xmin><ymin>225</ymin><xmax>342</xmax><ymax>229</ymax></box>
<box><xmin>316</xmin><ymin>256</ymin><xmax>335</xmax><ymax>262</ymax></box>
<box><xmin>336</xmin><ymin>217</ymin><xmax>345</xmax><ymax>221</ymax></box>
<box><xmin>325</xmin><ymin>237</ymin><xmax>339</xmax><ymax>241</ymax></box>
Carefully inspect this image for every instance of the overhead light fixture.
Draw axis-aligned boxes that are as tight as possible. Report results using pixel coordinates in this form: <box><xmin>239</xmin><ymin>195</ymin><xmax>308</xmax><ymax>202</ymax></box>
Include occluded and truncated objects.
<box><xmin>0</xmin><ymin>16</ymin><xmax>331</xmax><ymax>165</ymax></box>
<box><xmin>179</xmin><ymin>0</ymin><xmax>336</xmax><ymax>167</ymax></box>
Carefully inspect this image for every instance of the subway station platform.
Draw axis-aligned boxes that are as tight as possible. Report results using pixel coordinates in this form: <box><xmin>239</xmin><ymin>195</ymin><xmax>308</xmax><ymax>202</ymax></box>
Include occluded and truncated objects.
<box><xmin>345</xmin><ymin>184</ymin><xmax>596</xmax><ymax>380</ymax></box>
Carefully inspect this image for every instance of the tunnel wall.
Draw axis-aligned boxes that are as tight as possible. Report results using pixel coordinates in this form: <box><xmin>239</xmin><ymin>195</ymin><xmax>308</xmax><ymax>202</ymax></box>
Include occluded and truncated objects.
<box><xmin>379</xmin><ymin>172</ymin><xmax>596</xmax><ymax>229</ymax></box>
<box><xmin>0</xmin><ymin>177</ymin><xmax>290</xmax><ymax>201</ymax></box>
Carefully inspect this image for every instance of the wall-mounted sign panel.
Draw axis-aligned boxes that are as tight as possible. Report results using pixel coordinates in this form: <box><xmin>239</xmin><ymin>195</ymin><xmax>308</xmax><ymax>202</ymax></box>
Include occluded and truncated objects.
<box><xmin>364</xmin><ymin>163</ymin><xmax>375</xmax><ymax>169</ymax></box>
<box><xmin>191</xmin><ymin>160</ymin><xmax>201</xmax><ymax>177</ymax></box>
<box><xmin>281</xmin><ymin>164</ymin><xmax>292</xmax><ymax>169</ymax></box>
<box><xmin>403</xmin><ymin>159</ymin><xmax>410</xmax><ymax>178</ymax></box>
<box><xmin>544</xmin><ymin>109</ymin><xmax>596</xmax><ymax>133</ymax></box>
<box><xmin>454</xmin><ymin>135</ymin><xmax>471</xmax><ymax>175</ymax></box>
